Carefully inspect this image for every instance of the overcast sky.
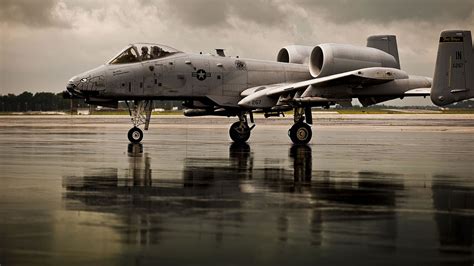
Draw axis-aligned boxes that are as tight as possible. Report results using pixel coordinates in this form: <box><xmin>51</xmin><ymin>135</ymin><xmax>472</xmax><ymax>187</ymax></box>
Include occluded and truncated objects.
<box><xmin>1</xmin><ymin>0</ymin><xmax>473</xmax><ymax>105</ymax></box>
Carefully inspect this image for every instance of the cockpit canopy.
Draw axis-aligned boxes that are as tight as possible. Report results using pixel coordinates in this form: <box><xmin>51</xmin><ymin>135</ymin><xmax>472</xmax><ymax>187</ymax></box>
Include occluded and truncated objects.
<box><xmin>107</xmin><ymin>43</ymin><xmax>181</xmax><ymax>64</ymax></box>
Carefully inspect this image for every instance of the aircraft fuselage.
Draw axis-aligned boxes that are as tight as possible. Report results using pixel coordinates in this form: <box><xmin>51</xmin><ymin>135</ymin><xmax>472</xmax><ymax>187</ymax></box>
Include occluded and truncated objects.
<box><xmin>73</xmin><ymin>53</ymin><xmax>311</xmax><ymax>108</ymax></box>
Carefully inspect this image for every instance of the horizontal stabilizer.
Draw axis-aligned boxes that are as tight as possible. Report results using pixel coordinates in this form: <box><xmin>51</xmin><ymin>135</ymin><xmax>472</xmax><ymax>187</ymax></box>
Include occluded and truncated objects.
<box><xmin>358</xmin><ymin>96</ymin><xmax>398</xmax><ymax>107</ymax></box>
<box><xmin>403</xmin><ymin>88</ymin><xmax>431</xmax><ymax>96</ymax></box>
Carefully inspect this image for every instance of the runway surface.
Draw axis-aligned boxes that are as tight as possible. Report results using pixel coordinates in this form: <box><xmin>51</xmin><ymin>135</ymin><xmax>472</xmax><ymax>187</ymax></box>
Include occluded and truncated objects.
<box><xmin>0</xmin><ymin>114</ymin><xmax>473</xmax><ymax>265</ymax></box>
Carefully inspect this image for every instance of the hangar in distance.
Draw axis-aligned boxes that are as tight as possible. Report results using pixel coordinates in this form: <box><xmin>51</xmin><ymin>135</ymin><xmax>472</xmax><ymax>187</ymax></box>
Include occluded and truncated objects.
<box><xmin>64</xmin><ymin>30</ymin><xmax>473</xmax><ymax>144</ymax></box>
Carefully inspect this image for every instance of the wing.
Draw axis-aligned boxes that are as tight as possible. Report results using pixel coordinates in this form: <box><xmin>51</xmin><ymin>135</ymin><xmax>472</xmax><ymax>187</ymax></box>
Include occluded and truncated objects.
<box><xmin>265</xmin><ymin>67</ymin><xmax>405</xmax><ymax>97</ymax></box>
<box><xmin>238</xmin><ymin>67</ymin><xmax>410</xmax><ymax>109</ymax></box>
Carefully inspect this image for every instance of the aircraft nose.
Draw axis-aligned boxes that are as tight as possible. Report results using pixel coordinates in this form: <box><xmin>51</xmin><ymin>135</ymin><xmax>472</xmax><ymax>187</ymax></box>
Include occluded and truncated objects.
<box><xmin>66</xmin><ymin>82</ymin><xmax>76</xmax><ymax>91</ymax></box>
<box><xmin>63</xmin><ymin>81</ymin><xmax>83</xmax><ymax>99</ymax></box>
<box><xmin>67</xmin><ymin>66</ymin><xmax>106</xmax><ymax>92</ymax></box>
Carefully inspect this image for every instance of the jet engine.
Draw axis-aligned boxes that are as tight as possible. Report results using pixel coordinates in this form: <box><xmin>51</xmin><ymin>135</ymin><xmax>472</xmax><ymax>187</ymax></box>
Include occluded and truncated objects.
<box><xmin>309</xmin><ymin>44</ymin><xmax>399</xmax><ymax>78</ymax></box>
<box><xmin>277</xmin><ymin>45</ymin><xmax>313</xmax><ymax>64</ymax></box>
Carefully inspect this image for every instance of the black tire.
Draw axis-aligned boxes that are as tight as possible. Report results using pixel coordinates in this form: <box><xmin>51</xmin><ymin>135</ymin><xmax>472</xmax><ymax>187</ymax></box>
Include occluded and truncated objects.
<box><xmin>229</xmin><ymin>122</ymin><xmax>251</xmax><ymax>143</ymax></box>
<box><xmin>128</xmin><ymin>127</ymin><xmax>143</xmax><ymax>143</ymax></box>
<box><xmin>288</xmin><ymin>122</ymin><xmax>312</xmax><ymax>145</ymax></box>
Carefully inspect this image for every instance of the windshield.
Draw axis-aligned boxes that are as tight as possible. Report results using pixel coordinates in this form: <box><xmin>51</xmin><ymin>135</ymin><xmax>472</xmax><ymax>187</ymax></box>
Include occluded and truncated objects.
<box><xmin>108</xmin><ymin>43</ymin><xmax>181</xmax><ymax>64</ymax></box>
<box><xmin>109</xmin><ymin>46</ymin><xmax>139</xmax><ymax>64</ymax></box>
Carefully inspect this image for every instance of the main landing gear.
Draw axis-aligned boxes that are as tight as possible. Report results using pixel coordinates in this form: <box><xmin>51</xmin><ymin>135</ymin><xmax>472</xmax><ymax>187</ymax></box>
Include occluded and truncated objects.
<box><xmin>288</xmin><ymin>107</ymin><xmax>313</xmax><ymax>145</ymax></box>
<box><xmin>228</xmin><ymin>109</ymin><xmax>313</xmax><ymax>145</ymax></box>
<box><xmin>126</xmin><ymin>100</ymin><xmax>153</xmax><ymax>144</ymax></box>
<box><xmin>229</xmin><ymin>112</ymin><xmax>255</xmax><ymax>143</ymax></box>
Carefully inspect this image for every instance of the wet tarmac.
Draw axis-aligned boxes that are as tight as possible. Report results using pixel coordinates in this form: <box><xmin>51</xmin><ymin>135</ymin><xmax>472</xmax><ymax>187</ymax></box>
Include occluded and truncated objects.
<box><xmin>0</xmin><ymin>114</ymin><xmax>473</xmax><ymax>266</ymax></box>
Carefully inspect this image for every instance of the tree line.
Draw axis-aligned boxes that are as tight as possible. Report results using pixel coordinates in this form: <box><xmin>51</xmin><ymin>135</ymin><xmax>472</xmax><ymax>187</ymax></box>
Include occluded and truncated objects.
<box><xmin>0</xmin><ymin>92</ymin><xmax>84</xmax><ymax>112</ymax></box>
<box><xmin>0</xmin><ymin>91</ymin><xmax>182</xmax><ymax>112</ymax></box>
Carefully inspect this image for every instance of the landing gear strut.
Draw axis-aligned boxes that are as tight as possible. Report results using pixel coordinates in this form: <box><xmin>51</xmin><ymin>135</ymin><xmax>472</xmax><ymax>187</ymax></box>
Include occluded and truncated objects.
<box><xmin>288</xmin><ymin>107</ymin><xmax>312</xmax><ymax>145</ymax></box>
<box><xmin>229</xmin><ymin>112</ymin><xmax>254</xmax><ymax>143</ymax></box>
<box><xmin>126</xmin><ymin>100</ymin><xmax>153</xmax><ymax>144</ymax></box>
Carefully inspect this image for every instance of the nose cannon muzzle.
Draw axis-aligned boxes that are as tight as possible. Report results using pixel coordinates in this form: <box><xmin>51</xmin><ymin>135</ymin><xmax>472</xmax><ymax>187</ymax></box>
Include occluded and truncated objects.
<box><xmin>63</xmin><ymin>83</ymin><xmax>84</xmax><ymax>99</ymax></box>
<box><xmin>66</xmin><ymin>83</ymin><xmax>76</xmax><ymax>92</ymax></box>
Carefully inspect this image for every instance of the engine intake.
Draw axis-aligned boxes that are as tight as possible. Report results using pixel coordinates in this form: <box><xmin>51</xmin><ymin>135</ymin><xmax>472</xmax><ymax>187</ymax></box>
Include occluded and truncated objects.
<box><xmin>277</xmin><ymin>45</ymin><xmax>313</xmax><ymax>64</ymax></box>
<box><xmin>309</xmin><ymin>44</ymin><xmax>399</xmax><ymax>78</ymax></box>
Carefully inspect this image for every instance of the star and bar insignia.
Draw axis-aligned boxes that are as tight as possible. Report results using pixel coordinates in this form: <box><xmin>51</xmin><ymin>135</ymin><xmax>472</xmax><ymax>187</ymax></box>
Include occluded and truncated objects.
<box><xmin>192</xmin><ymin>69</ymin><xmax>211</xmax><ymax>81</ymax></box>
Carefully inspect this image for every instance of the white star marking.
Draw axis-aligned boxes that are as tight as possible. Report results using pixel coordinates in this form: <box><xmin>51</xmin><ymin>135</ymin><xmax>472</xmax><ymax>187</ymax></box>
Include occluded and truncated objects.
<box><xmin>197</xmin><ymin>71</ymin><xmax>206</xmax><ymax>79</ymax></box>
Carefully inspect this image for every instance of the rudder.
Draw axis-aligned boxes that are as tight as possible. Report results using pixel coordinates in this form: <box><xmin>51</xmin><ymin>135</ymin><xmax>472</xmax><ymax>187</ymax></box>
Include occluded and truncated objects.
<box><xmin>431</xmin><ymin>30</ymin><xmax>474</xmax><ymax>106</ymax></box>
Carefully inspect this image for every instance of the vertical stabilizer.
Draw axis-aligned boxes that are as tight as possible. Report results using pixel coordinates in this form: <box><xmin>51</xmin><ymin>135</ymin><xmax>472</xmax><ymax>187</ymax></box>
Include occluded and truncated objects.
<box><xmin>431</xmin><ymin>30</ymin><xmax>473</xmax><ymax>106</ymax></box>
<box><xmin>367</xmin><ymin>35</ymin><xmax>400</xmax><ymax>69</ymax></box>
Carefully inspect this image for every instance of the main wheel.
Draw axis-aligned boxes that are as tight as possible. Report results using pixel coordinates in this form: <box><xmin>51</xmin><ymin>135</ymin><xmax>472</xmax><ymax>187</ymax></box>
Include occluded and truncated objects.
<box><xmin>288</xmin><ymin>122</ymin><xmax>312</xmax><ymax>145</ymax></box>
<box><xmin>128</xmin><ymin>127</ymin><xmax>143</xmax><ymax>144</ymax></box>
<box><xmin>229</xmin><ymin>122</ymin><xmax>251</xmax><ymax>143</ymax></box>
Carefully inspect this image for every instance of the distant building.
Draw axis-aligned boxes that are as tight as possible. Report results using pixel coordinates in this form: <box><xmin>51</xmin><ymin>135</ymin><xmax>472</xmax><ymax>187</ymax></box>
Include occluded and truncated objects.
<box><xmin>77</xmin><ymin>108</ymin><xmax>90</xmax><ymax>115</ymax></box>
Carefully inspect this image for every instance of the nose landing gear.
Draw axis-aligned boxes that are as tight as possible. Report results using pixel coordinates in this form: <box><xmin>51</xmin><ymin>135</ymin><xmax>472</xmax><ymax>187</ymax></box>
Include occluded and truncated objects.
<box><xmin>126</xmin><ymin>100</ymin><xmax>152</xmax><ymax>144</ymax></box>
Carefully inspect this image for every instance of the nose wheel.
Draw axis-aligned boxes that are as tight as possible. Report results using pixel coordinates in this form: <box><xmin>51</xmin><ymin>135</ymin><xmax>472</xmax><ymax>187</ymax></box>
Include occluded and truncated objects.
<box><xmin>128</xmin><ymin>127</ymin><xmax>143</xmax><ymax>144</ymax></box>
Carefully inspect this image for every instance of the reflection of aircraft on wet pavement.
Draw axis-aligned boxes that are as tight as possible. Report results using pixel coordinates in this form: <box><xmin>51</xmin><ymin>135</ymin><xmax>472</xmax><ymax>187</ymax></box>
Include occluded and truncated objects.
<box><xmin>432</xmin><ymin>177</ymin><xmax>474</xmax><ymax>252</ymax></box>
<box><xmin>64</xmin><ymin>30</ymin><xmax>473</xmax><ymax>144</ymax></box>
<box><xmin>62</xmin><ymin>144</ymin><xmax>473</xmax><ymax>249</ymax></box>
<box><xmin>62</xmin><ymin>143</ymin><xmax>253</xmax><ymax>212</ymax></box>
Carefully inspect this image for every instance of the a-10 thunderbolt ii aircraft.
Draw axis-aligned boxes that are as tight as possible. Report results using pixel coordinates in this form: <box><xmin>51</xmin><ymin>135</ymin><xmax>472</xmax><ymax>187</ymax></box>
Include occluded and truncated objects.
<box><xmin>64</xmin><ymin>30</ymin><xmax>473</xmax><ymax>144</ymax></box>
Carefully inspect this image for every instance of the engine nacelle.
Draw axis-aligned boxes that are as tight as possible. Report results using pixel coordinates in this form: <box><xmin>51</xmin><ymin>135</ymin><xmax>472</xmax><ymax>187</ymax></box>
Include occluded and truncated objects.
<box><xmin>277</xmin><ymin>45</ymin><xmax>313</xmax><ymax>64</ymax></box>
<box><xmin>309</xmin><ymin>44</ymin><xmax>399</xmax><ymax>78</ymax></box>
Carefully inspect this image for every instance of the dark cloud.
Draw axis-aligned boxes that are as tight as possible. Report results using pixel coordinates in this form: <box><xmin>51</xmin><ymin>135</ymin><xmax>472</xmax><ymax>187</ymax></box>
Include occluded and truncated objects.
<box><xmin>143</xmin><ymin>0</ymin><xmax>473</xmax><ymax>31</ymax></box>
<box><xmin>1</xmin><ymin>0</ymin><xmax>472</xmax><ymax>30</ymax></box>
<box><xmin>294</xmin><ymin>0</ymin><xmax>474</xmax><ymax>24</ymax></box>
<box><xmin>163</xmin><ymin>0</ymin><xmax>231</xmax><ymax>27</ymax></box>
<box><xmin>229</xmin><ymin>0</ymin><xmax>288</xmax><ymax>26</ymax></box>
<box><xmin>1</xmin><ymin>0</ymin><xmax>472</xmax><ymax>107</ymax></box>
<box><xmin>160</xmin><ymin>0</ymin><xmax>288</xmax><ymax>28</ymax></box>
<box><xmin>0</xmin><ymin>0</ymin><xmax>70</xmax><ymax>28</ymax></box>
